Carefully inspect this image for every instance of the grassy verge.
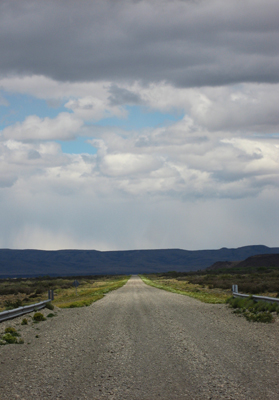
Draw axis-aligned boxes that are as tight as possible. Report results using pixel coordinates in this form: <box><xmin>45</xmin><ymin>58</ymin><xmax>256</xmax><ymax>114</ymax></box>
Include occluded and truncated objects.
<box><xmin>0</xmin><ymin>275</ymin><xmax>130</xmax><ymax>311</ymax></box>
<box><xmin>53</xmin><ymin>276</ymin><xmax>130</xmax><ymax>308</ymax></box>
<box><xmin>140</xmin><ymin>275</ymin><xmax>229</xmax><ymax>304</ymax></box>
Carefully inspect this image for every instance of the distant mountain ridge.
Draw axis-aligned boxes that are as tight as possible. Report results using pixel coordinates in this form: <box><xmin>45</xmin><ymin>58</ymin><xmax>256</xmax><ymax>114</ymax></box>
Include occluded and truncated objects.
<box><xmin>0</xmin><ymin>245</ymin><xmax>278</xmax><ymax>278</ymax></box>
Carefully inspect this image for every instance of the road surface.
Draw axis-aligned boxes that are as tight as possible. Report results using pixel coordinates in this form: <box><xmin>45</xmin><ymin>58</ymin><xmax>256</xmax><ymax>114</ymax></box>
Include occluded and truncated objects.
<box><xmin>1</xmin><ymin>275</ymin><xmax>279</xmax><ymax>399</ymax></box>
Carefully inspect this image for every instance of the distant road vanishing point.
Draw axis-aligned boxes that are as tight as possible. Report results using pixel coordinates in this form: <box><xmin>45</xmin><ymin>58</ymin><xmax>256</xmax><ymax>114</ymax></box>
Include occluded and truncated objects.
<box><xmin>1</xmin><ymin>276</ymin><xmax>279</xmax><ymax>399</ymax></box>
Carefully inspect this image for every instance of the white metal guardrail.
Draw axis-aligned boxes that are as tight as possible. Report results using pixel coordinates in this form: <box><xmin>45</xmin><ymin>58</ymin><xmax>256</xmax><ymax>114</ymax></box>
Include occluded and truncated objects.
<box><xmin>0</xmin><ymin>299</ymin><xmax>51</xmax><ymax>322</ymax></box>
<box><xmin>232</xmin><ymin>285</ymin><xmax>279</xmax><ymax>304</ymax></box>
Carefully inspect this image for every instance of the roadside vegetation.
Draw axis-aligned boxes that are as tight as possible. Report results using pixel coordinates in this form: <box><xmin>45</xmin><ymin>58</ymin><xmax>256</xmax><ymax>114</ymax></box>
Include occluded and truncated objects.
<box><xmin>0</xmin><ymin>275</ymin><xmax>130</xmax><ymax>311</ymax></box>
<box><xmin>183</xmin><ymin>268</ymin><xmax>279</xmax><ymax>295</ymax></box>
<box><xmin>0</xmin><ymin>326</ymin><xmax>24</xmax><ymax>345</ymax></box>
<box><xmin>140</xmin><ymin>275</ymin><xmax>229</xmax><ymax>304</ymax></box>
<box><xmin>141</xmin><ymin>266</ymin><xmax>279</xmax><ymax>322</ymax></box>
<box><xmin>226</xmin><ymin>296</ymin><xmax>279</xmax><ymax>323</ymax></box>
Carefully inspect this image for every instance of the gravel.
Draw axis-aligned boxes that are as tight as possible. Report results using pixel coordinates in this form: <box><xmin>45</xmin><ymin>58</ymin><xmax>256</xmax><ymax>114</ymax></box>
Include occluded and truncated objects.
<box><xmin>0</xmin><ymin>275</ymin><xmax>279</xmax><ymax>399</ymax></box>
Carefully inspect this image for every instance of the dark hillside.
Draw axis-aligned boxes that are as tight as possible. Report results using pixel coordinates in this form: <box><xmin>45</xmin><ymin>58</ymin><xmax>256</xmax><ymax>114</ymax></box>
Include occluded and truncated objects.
<box><xmin>206</xmin><ymin>253</ymin><xmax>279</xmax><ymax>274</ymax></box>
<box><xmin>207</xmin><ymin>261</ymin><xmax>240</xmax><ymax>271</ymax></box>
<box><xmin>0</xmin><ymin>245</ymin><xmax>279</xmax><ymax>277</ymax></box>
<box><xmin>232</xmin><ymin>253</ymin><xmax>279</xmax><ymax>272</ymax></box>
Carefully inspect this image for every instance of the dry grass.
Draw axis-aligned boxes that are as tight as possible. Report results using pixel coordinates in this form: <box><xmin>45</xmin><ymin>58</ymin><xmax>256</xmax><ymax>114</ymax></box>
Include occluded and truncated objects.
<box><xmin>53</xmin><ymin>277</ymin><xmax>129</xmax><ymax>308</ymax></box>
<box><xmin>141</xmin><ymin>275</ymin><xmax>230</xmax><ymax>304</ymax></box>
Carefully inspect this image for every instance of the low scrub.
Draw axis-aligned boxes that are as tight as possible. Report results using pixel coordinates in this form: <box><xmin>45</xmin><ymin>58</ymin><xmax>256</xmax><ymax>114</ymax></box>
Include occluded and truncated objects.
<box><xmin>226</xmin><ymin>296</ymin><xmax>279</xmax><ymax>323</ymax></box>
<box><xmin>2</xmin><ymin>333</ymin><xmax>18</xmax><ymax>344</ymax></box>
<box><xmin>4</xmin><ymin>299</ymin><xmax>22</xmax><ymax>310</ymax></box>
<box><xmin>0</xmin><ymin>327</ymin><xmax>23</xmax><ymax>345</ymax></box>
<box><xmin>4</xmin><ymin>326</ymin><xmax>20</xmax><ymax>336</ymax></box>
<box><xmin>166</xmin><ymin>268</ymin><xmax>279</xmax><ymax>296</ymax></box>
<box><xmin>33</xmin><ymin>312</ymin><xmax>46</xmax><ymax>321</ymax></box>
<box><xmin>45</xmin><ymin>302</ymin><xmax>54</xmax><ymax>310</ymax></box>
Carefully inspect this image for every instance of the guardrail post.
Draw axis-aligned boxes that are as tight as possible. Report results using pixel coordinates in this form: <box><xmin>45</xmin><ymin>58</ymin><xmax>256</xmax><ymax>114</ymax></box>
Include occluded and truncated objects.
<box><xmin>232</xmin><ymin>284</ymin><xmax>238</xmax><ymax>293</ymax></box>
<box><xmin>48</xmin><ymin>289</ymin><xmax>54</xmax><ymax>300</ymax></box>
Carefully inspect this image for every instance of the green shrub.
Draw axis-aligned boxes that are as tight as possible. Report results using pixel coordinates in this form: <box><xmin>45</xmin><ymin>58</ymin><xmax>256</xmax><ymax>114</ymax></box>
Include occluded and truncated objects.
<box><xmin>225</xmin><ymin>296</ymin><xmax>233</xmax><ymax>304</ymax></box>
<box><xmin>227</xmin><ymin>296</ymin><xmax>276</xmax><ymax>323</ymax></box>
<box><xmin>245</xmin><ymin>312</ymin><xmax>274</xmax><ymax>323</ymax></box>
<box><xmin>45</xmin><ymin>302</ymin><xmax>54</xmax><ymax>310</ymax></box>
<box><xmin>2</xmin><ymin>333</ymin><xmax>18</xmax><ymax>344</ymax></box>
<box><xmin>21</xmin><ymin>318</ymin><xmax>28</xmax><ymax>325</ymax></box>
<box><xmin>269</xmin><ymin>303</ymin><xmax>279</xmax><ymax>312</ymax></box>
<box><xmin>229</xmin><ymin>297</ymin><xmax>248</xmax><ymax>309</ymax></box>
<box><xmin>4</xmin><ymin>327</ymin><xmax>19</xmax><ymax>336</ymax></box>
<box><xmin>47</xmin><ymin>313</ymin><xmax>55</xmax><ymax>318</ymax></box>
<box><xmin>33</xmin><ymin>312</ymin><xmax>46</xmax><ymax>322</ymax></box>
<box><xmin>254</xmin><ymin>300</ymin><xmax>267</xmax><ymax>312</ymax></box>
<box><xmin>233</xmin><ymin>308</ymin><xmax>243</xmax><ymax>314</ymax></box>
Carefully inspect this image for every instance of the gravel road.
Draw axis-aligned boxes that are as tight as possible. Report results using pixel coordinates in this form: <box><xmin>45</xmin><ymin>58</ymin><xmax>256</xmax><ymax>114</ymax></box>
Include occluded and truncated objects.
<box><xmin>1</xmin><ymin>275</ymin><xmax>279</xmax><ymax>399</ymax></box>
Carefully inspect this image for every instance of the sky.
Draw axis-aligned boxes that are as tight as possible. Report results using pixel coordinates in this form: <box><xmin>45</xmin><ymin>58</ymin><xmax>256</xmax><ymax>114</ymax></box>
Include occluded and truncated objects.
<box><xmin>0</xmin><ymin>0</ymin><xmax>279</xmax><ymax>251</ymax></box>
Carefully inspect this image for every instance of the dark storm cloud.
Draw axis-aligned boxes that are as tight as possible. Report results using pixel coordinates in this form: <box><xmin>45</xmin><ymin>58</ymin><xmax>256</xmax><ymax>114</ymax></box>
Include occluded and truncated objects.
<box><xmin>108</xmin><ymin>84</ymin><xmax>143</xmax><ymax>106</ymax></box>
<box><xmin>0</xmin><ymin>0</ymin><xmax>278</xmax><ymax>87</ymax></box>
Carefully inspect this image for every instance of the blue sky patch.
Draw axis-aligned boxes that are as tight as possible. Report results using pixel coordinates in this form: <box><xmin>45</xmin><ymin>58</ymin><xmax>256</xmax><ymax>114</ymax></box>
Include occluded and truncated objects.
<box><xmin>58</xmin><ymin>137</ymin><xmax>97</xmax><ymax>155</ymax></box>
<box><xmin>94</xmin><ymin>105</ymin><xmax>183</xmax><ymax>130</ymax></box>
<box><xmin>0</xmin><ymin>91</ymin><xmax>68</xmax><ymax>130</ymax></box>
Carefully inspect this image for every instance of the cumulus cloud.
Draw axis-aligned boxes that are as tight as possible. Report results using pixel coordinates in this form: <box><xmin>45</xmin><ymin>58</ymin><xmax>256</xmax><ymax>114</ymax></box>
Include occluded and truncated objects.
<box><xmin>65</xmin><ymin>96</ymin><xmax>126</xmax><ymax>121</ymax></box>
<box><xmin>138</xmin><ymin>82</ymin><xmax>279</xmax><ymax>133</ymax></box>
<box><xmin>1</xmin><ymin>76</ymin><xmax>279</xmax><ymax>134</ymax></box>
<box><xmin>2</xmin><ymin>113</ymin><xmax>278</xmax><ymax>200</ymax></box>
<box><xmin>1</xmin><ymin>113</ymin><xmax>82</xmax><ymax>141</ymax></box>
<box><xmin>1</xmin><ymin>78</ymin><xmax>279</xmax><ymax>215</ymax></box>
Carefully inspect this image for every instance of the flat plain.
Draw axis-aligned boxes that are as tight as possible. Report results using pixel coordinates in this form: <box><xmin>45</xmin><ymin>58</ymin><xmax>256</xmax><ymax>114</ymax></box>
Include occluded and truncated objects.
<box><xmin>0</xmin><ymin>276</ymin><xmax>279</xmax><ymax>399</ymax></box>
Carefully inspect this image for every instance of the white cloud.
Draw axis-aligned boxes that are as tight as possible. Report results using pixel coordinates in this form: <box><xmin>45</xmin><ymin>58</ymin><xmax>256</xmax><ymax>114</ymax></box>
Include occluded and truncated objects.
<box><xmin>139</xmin><ymin>82</ymin><xmax>279</xmax><ymax>133</ymax></box>
<box><xmin>1</xmin><ymin>112</ymin><xmax>82</xmax><ymax>141</ymax></box>
<box><xmin>0</xmin><ymin>75</ymin><xmax>110</xmax><ymax>99</ymax></box>
<box><xmin>2</xmin><ymin>75</ymin><xmax>279</xmax><ymax>134</ymax></box>
<box><xmin>100</xmin><ymin>153</ymin><xmax>162</xmax><ymax>177</ymax></box>
<box><xmin>65</xmin><ymin>96</ymin><xmax>126</xmax><ymax>121</ymax></box>
<box><xmin>1</xmin><ymin>75</ymin><xmax>279</xmax><ymax>207</ymax></box>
